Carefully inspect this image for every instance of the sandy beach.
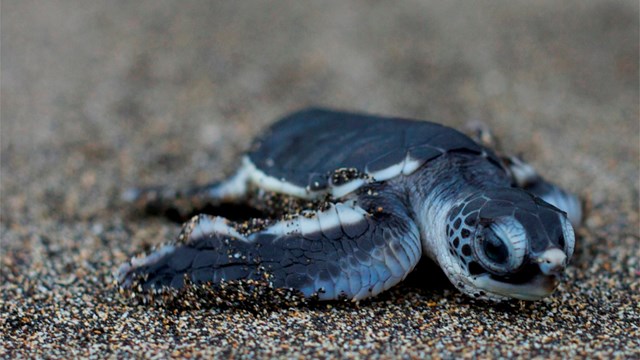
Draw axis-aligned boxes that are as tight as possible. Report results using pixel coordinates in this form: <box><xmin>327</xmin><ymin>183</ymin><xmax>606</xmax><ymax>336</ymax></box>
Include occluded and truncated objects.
<box><xmin>2</xmin><ymin>1</ymin><xmax>638</xmax><ymax>358</ymax></box>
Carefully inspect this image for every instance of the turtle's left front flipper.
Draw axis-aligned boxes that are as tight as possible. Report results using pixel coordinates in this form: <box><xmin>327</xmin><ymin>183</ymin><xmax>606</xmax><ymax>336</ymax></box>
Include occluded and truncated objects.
<box><xmin>117</xmin><ymin>195</ymin><xmax>422</xmax><ymax>302</ymax></box>
<box><xmin>506</xmin><ymin>156</ymin><xmax>583</xmax><ymax>226</ymax></box>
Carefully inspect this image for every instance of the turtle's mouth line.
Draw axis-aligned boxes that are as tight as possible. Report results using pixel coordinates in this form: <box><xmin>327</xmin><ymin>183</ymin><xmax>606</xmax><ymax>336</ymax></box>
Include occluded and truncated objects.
<box><xmin>472</xmin><ymin>273</ymin><xmax>559</xmax><ymax>301</ymax></box>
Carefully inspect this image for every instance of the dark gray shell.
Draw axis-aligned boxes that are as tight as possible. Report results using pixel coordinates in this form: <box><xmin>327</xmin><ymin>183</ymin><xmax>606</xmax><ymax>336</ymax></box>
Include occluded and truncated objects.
<box><xmin>248</xmin><ymin>108</ymin><xmax>504</xmax><ymax>193</ymax></box>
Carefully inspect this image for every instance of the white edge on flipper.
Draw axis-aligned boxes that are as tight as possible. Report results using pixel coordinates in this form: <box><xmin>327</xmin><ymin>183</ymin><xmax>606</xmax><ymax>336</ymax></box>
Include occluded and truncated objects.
<box><xmin>188</xmin><ymin>215</ymin><xmax>250</xmax><ymax>243</ymax></box>
<box><xmin>368</xmin><ymin>158</ymin><xmax>406</xmax><ymax>182</ymax></box>
<box><xmin>116</xmin><ymin>244</ymin><xmax>177</xmax><ymax>285</ymax></box>
<box><xmin>261</xmin><ymin>201</ymin><xmax>369</xmax><ymax>237</ymax></box>
<box><xmin>243</xmin><ymin>157</ymin><xmax>316</xmax><ymax>199</ymax></box>
<box><xmin>235</xmin><ymin>155</ymin><xmax>426</xmax><ymax>201</ymax></box>
<box><xmin>117</xmin><ymin>216</ymin><xmax>252</xmax><ymax>285</ymax></box>
<box><xmin>506</xmin><ymin>156</ymin><xmax>582</xmax><ymax>226</ymax></box>
<box><xmin>540</xmin><ymin>191</ymin><xmax>582</xmax><ymax>228</ymax></box>
<box><xmin>207</xmin><ymin>161</ymin><xmax>252</xmax><ymax>200</ymax></box>
<box><xmin>316</xmin><ymin>204</ymin><xmax>340</xmax><ymax>235</ymax></box>
<box><xmin>366</xmin><ymin>154</ymin><xmax>425</xmax><ymax>182</ymax></box>
<box><xmin>334</xmin><ymin>202</ymin><xmax>369</xmax><ymax>225</ymax></box>
<box><xmin>401</xmin><ymin>156</ymin><xmax>424</xmax><ymax>176</ymax></box>
<box><xmin>211</xmin><ymin>156</ymin><xmax>317</xmax><ymax>200</ymax></box>
<box><xmin>331</xmin><ymin>180</ymin><xmax>366</xmax><ymax>198</ymax></box>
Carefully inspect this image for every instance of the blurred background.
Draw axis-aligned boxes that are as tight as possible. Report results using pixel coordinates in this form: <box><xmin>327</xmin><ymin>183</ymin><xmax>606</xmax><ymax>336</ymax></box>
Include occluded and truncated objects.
<box><xmin>2</xmin><ymin>1</ymin><xmax>638</xmax><ymax>220</ymax></box>
<box><xmin>1</xmin><ymin>1</ymin><xmax>638</xmax><ymax>357</ymax></box>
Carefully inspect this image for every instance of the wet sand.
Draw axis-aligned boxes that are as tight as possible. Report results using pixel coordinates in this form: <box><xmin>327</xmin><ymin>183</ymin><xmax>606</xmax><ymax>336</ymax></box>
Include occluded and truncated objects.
<box><xmin>2</xmin><ymin>1</ymin><xmax>639</xmax><ymax>358</ymax></box>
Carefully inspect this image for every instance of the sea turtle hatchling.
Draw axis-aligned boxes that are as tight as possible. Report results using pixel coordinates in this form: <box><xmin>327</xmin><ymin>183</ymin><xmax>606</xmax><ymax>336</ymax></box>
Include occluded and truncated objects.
<box><xmin>117</xmin><ymin>108</ymin><xmax>582</xmax><ymax>302</ymax></box>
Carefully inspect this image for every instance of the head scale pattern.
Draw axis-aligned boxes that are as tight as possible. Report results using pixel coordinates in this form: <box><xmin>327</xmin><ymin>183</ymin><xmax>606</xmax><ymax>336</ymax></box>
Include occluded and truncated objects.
<box><xmin>444</xmin><ymin>188</ymin><xmax>575</xmax><ymax>300</ymax></box>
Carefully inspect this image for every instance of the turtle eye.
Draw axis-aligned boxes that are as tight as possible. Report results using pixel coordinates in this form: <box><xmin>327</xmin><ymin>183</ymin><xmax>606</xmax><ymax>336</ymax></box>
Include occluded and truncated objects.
<box><xmin>482</xmin><ymin>230</ymin><xmax>509</xmax><ymax>264</ymax></box>
<box><xmin>473</xmin><ymin>218</ymin><xmax>526</xmax><ymax>274</ymax></box>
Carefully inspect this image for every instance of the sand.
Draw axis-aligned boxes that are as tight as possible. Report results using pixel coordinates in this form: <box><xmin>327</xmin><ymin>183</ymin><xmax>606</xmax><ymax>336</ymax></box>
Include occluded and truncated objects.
<box><xmin>2</xmin><ymin>1</ymin><xmax>639</xmax><ymax>358</ymax></box>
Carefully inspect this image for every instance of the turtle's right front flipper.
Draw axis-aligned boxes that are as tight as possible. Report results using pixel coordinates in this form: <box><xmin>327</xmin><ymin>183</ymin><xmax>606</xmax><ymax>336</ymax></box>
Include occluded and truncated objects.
<box><xmin>464</xmin><ymin>122</ymin><xmax>582</xmax><ymax>226</ymax></box>
<box><xmin>505</xmin><ymin>156</ymin><xmax>583</xmax><ymax>226</ymax></box>
<box><xmin>117</xmin><ymin>195</ymin><xmax>422</xmax><ymax>302</ymax></box>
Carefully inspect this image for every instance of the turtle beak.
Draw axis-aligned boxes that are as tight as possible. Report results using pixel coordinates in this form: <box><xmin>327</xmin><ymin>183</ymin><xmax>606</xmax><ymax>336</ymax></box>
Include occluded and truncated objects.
<box><xmin>535</xmin><ymin>248</ymin><xmax>567</xmax><ymax>276</ymax></box>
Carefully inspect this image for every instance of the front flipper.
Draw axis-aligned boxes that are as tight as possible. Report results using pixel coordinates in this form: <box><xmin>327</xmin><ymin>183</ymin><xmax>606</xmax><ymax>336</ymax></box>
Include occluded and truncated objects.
<box><xmin>117</xmin><ymin>197</ymin><xmax>422</xmax><ymax>302</ymax></box>
<box><xmin>506</xmin><ymin>156</ymin><xmax>582</xmax><ymax>226</ymax></box>
<box><xmin>463</xmin><ymin>122</ymin><xmax>582</xmax><ymax>227</ymax></box>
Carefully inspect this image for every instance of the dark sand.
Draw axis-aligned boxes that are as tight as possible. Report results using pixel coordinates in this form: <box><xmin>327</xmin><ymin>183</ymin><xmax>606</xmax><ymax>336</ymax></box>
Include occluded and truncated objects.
<box><xmin>2</xmin><ymin>1</ymin><xmax>639</xmax><ymax>358</ymax></box>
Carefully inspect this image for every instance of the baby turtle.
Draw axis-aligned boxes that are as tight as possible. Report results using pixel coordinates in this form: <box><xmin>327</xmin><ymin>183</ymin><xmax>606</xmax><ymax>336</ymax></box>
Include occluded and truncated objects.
<box><xmin>118</xmin><ymin>108</ymin><xmax>581</xmax><ymax>302</ymax></box>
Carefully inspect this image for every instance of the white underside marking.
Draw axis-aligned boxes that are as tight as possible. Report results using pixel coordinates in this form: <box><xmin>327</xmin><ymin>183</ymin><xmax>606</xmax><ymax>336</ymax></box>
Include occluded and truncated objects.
<box><xmin>212</xmin><ymin>156</ymin><xmax>316</xmax><ymax>200</ymax></box>
<box><xmin>367</xmin><ymin>155</ymin><xmax>424</xmax><ymax>182</ymax></box>
<box><xmin>334</xmin><ymin>202</ymin><xmax>368</xmax><ymax>225</ymax></box>
<box><xmin>242</xmin><ymin>157</ymin><xmax>315</xmax><ymax>199</ymax></box>
<box><xmin>368</xmin><ymin>161</ymin><xmax>405</xmax><ymax>182</ymax></box>
<box><xmin>317</xmin><ymin>204</ymin><xmax>340</xmax><ymax>235</ymax></box>
<box><xmin>191</xmin><ymin>215</ymin><xmax>250</xmax><ymax>243</ymax></box>
<box><xmin>232</xmin><ymin>155</ymin><xmax>426</xmax><ymax>201</ymax></box>
<box><xmin>262</xmin><ymin>201</ymin><xmax>369</xmax><ymax>237</ymax></box>
<box><xmin>259</xmin><ymin>213</ymin><xmax>321</xmax><ymax>238</ymax></box>
<box><xmin>401</xmin><ymin>156</ymin><xmax>424</xmax><ymax>175</ymax></box>
<box><xmin>330</xmin><ymin>179</ymin><xmax>366</xmax><ymax>198</ymax></box>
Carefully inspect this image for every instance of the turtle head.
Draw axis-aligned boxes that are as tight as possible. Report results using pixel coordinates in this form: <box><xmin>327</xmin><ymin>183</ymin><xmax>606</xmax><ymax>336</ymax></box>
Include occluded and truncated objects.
<box><xmin>443</xmin><ymin>188</ymin><xmax>575</xmax><ymax>301</ymax></box>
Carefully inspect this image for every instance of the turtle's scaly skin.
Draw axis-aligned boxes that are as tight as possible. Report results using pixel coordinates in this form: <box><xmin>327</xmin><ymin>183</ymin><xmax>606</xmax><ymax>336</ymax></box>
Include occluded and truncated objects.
<box><xmin>118</xmin><ymin>108</ymin><xmax>580</xmax><ymax>302</ymax></box>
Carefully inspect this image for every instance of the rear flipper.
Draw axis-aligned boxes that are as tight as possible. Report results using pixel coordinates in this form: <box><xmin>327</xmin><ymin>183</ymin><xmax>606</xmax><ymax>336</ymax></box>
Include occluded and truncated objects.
<box><xmin>465</xmin><ymin>120</ymin><xmax>502</xmax><ymax>150</ymax></box>
<box><xmin>122</xmin><ymin>167</ymin><xmax>251</xmax><ymax>219</ymax></box>
<box><xmin>506</xmin><ymin>156</ymin><xmax>582</xmax><ymax>226</ymax></box>
<box><xmin>117</xmin><ymin>195</ymin><xmax>422</xmax><ymax>302</ymax></box>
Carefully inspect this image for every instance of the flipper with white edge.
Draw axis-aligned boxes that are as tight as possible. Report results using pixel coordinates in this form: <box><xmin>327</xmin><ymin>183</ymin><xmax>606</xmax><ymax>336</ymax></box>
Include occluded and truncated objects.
<box><xmin>506</xmin><ymin>156</ymin><xmax>582</xmax><ymax>226</ymax></box>
<box><xmin>117</xmin><ymin>187</ymin><xmax>422</xmax><ymax>301</ymax></box>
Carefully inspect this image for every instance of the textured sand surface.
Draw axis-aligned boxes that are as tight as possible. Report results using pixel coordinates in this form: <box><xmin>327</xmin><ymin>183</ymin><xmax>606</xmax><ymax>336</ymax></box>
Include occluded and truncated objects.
<box><xmin>2</xmin><ymin>1</ymin><xmax>639</xmax><ymax>358</ymax></box>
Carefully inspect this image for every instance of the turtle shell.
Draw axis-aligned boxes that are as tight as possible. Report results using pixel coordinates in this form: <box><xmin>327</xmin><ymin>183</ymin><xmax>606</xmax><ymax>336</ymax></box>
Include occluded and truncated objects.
<box><xmin>247</xmin><ymin>108</ymin><xmax>503</xmax><ymax>197</ymax></box>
